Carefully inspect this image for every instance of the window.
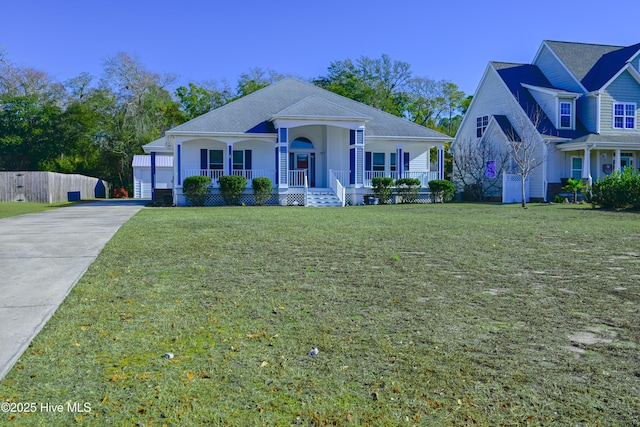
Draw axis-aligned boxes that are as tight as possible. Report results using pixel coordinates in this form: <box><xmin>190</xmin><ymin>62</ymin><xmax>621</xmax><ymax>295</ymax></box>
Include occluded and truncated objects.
<box><xmin>290</xmin><ymin>137</ymin><xmax>314</xmax><ymax>149</ymax></box>
<box><xmin>209</xmin><ymin>150</ymin><xmax>223</xmax><ymax>170</ymax></box>
<box><xmin>614</xmin><ymin>103</ymin><xmax>636</xmax><ymax>129</ymax></box>
<box><xmin>372</xmin><ymin>153</ymin><xmax>385</xmax><ymax>171</ymax></box>
<box><xmin>390</xmin><ymin>153</ymin><xmax>397</xmax><ymax>172</ymax></box>
<box><xmin>571</xmin><ymin>157</ymin><xmax>582</xmax><ymax>180</ymax></box>
<box><xmin>232</xmin><ymin>150</ymin><xmax>252</xmax><ymax>172</ymax></box>
<box><xmin>404</xmin><ymin>152</ymin><xmax>410</xmax><ymax>172</ymax></box>
<box><xmin>560</xmin><ymin>102</ymin><xmax>572</xmax><ymax>128</ymax></box>
<box><xmin>476</xmin><ymin>115</ymin><xmax>489</xmax><ymax>137</ymax></box>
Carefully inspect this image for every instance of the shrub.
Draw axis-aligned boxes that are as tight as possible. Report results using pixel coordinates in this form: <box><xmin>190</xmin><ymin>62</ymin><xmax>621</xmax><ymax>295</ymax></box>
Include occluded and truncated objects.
<box><xmin>590</xmin><ymin>168</ymin><xmax>640</xmax><ymax>210</ymax></box>
<box><xmin>252</xmin><ymin>177</ymin><xmax>272</xmax><ymax>206</ymax></box>
<box><xmin>218</xmin><ymin>175</ymin><xmax>247</xmax><ymax>205</ymax></box>
<box><xmin>113</xmin><ymin>187</ymin><xmax>128</xmax><ymax>198</ymax></box>
<box><xmin>395</xmin><ymin>177</ymin><xmax>421</xmax><ymax>203</ymax></box>
<box><xmin>371</xmin><ymin>177</ymin><xmax>395</xmax><ymax>203</ymax></box>
<box><xmin>183</xmin><ymin>175</ymin><xmax>211</xmax><ymax>206</ymax></box>
<box><xmin>428</xmin><ymin>179</ymin><xmax>455</xmax><ymax>203</ymax></box>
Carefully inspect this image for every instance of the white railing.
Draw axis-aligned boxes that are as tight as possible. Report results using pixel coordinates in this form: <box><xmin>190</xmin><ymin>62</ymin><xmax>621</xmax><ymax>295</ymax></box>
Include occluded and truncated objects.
<box><xmin>329</xmin><ymin>169</ymin><xmax>346</xmax><ymax>206</ymax></box>
<box><xmin>333</xmin><ymin>170</ymin><xmax>350</xmax><ymax>185</ymax></box>
<box><xmin>289</xmin><ymin>169</ymin><xmax>307</xmax><ymax>187</ymax></box>
<box><xmin>182</xmin><ymin>169</ymin><xmax>276</xmax><ymax>188</ymax></box>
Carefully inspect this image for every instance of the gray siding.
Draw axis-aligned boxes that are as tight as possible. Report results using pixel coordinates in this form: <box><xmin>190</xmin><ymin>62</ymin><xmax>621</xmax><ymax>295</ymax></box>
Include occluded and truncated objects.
<box><xmin>600</xmin><ymin>71</ymin><xmax>640</xmax><ymax>134</ymax></box>
<box><xmin>577</xmin><ymin>95</ymin><xmax>598</xmax><ymax>133</ymax></box>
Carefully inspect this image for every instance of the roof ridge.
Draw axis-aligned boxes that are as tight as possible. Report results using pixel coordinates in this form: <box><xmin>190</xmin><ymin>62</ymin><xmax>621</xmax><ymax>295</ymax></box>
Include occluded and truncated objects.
<box><xmin>544</xmin><ymin>40</ymin><xmax>625</xmax><ymax>49</ymax></box>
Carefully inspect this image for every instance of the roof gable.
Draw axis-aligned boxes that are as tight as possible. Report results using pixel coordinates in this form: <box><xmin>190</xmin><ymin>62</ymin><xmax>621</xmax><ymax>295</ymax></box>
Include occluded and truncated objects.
<box><xmin>272</xmin><ymin>96</ymin><xmax>371</xmax><ymax>121</ymax></box>
<box><xmin>544</xmin><ymin>40</ymin><xmax>640</xmax><ymax>91</ymax></box>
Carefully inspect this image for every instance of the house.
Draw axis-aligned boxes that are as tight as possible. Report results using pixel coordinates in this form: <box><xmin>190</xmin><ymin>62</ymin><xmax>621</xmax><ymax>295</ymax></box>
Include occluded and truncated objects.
<box><xmin>452</xmin><ymin>40</ymin><xmax>640</xmax><ymax>202</ymax></box>
<box><xmin>142</xmin><ymin>78</ymin><xmax>451</xmax><ymax>206</ymax></box>
<box><xmin>131</xmin><ymin>154</ymin><xmax>173</xmax><ymax>199</ymax></box>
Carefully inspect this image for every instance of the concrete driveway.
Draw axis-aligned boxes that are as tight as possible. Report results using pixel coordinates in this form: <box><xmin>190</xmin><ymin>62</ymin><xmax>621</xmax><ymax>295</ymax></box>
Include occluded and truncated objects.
<box><xmin>0</xmin><ymin>199</ymin><xmax>146</xmax><ymax>380</ymax></box>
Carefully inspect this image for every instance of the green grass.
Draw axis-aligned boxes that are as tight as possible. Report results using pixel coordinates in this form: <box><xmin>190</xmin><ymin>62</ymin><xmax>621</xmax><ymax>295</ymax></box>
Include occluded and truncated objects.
<box><xmin>1</xmin><ymin>204</ymin><xmax>639</xmax><ymax>426</ymax></box>
<box><xmin>0</xmin><ymin>202</ymin><xmax>69</xmax><ymax>219</ymax></box>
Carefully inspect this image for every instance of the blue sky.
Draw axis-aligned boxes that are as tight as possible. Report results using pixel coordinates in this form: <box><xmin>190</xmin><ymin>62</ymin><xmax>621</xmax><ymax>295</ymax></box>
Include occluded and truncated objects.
<box><xmin>2</xmin><ymin>0</ymin><xmax>640</xmax><ymax>96</ymax></box>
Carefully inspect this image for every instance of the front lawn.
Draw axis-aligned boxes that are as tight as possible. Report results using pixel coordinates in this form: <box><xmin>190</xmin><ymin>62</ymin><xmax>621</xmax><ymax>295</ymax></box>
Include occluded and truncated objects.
<box><xmin>0</xmin><ymin>202</ymin><xmax>67</xmax><ymax>219</ymax></box>
<box><xmin>1</xmin><ymin>204</ymin><xmax>638</xmax><ymax>425</ymax></box>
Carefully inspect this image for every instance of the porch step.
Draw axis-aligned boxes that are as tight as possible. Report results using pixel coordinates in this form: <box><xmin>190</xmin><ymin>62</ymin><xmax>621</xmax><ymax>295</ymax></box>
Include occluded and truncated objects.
<box><xmin>306</xmin><ymin>190</ymin><xmax>343</xmax><ymax>207</ymax></box>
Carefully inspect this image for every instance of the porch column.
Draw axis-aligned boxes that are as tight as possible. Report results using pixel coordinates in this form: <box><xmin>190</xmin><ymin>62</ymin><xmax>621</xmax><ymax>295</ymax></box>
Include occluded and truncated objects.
<box><xmin>150</xmin><ymin>151</ymin><xmax>156</xmax><ymax>201</ymax></box>
<box><xmin>437</xmin><ymin>146</ymin><xmax>445</xmax><ymax>180</ymax></box>
<box><xmin>614</xmin><ymin>149</ymin><xmax>621</xmax><ymax>172</ymax></box>
<box><xmin>349</xmin><ymin>128</ymin><xmax>365</xmax><ymax>187</ymax></box>
<box><xmin>276</xmin><ymin>128</ymin><xmax>289</xmax><ymax>188</ymax></box>
<box><xmin>396</xmin><ymin>147</ymin><xmax>403</xmax><ymax>179</ymax></box>
<box><xmin>227</xmin><ymin>143</ymin><xmax>233</xmax><ymax>176</ymax></box>
<box><xmin>582</xmin><ymin>147</ymin><xmax>592</xmax><ymax>186</ymax></box>
<box><xmin>596</xmin><ymin>150</ymin><xmax>601</xmax><ymax>182</ymax></box>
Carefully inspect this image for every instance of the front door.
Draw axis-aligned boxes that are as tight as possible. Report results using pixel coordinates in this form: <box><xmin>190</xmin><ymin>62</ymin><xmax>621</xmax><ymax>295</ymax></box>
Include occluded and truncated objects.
<box><xmin>621</xmin><ymin>155</ymin><xmax>633</xmax><ymax>171</ymax></box>
<box><xmin>290</xmin><ymin>152</ymin><xmax>315</xmax><ymax>187</ymax></box>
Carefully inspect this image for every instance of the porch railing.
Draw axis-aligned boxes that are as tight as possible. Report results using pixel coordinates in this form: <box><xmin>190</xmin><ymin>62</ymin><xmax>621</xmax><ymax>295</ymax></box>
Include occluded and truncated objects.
<box><xmin>182</xmin><ymin>169</ymin><xmax>276</xmax><ymax>188</ymax></box>
<box><xmin>289</xmin><ymin>169</ymin><xmax>307</xmax><ymax>187</ymax></box>
<box><xmin>329</xmin><ymin>169</ymin><xmax>346</xmax><ymax>206</ymax></box>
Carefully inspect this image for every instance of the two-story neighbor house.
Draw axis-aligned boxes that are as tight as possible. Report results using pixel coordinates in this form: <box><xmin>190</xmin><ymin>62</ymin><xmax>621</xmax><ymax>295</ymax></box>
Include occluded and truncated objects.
<box><xmin>452</xmin><ymin>40</ymin><xmax>640</xmax><ymax>202</ymax></box>
<box><xmin>143</xmin><ymin>78</ymin><xmax>451</xmax><ymax>206</ymax></box>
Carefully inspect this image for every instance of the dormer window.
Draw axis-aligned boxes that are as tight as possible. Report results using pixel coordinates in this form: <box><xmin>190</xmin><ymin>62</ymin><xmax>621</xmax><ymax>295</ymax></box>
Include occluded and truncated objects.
<box><xmin>559</xmin><ymin>102</ymin><xmax>572</xmax><ymax>128</ymax></box>
<box><xmin>614</xmin><ymin>103</ymin><xmax>636</xmax><ymax>129</ymax></box>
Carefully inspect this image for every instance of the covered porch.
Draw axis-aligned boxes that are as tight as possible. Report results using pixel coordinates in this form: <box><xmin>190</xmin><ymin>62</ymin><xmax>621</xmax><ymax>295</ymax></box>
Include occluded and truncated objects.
<box><xmin>556</xmin><ymin>141</ymin><xmax>639</xmax><ymax>185</ymax></box>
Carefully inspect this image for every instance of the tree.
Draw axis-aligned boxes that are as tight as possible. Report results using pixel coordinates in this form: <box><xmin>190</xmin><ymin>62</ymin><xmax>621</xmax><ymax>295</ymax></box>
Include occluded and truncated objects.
<box><xmin>314</xmin><ymin>54</ymin><xmax>412</xmax><ymax>117</ymax></box>
<box><xmin>235</xmin><ymin>68</ymin><xmax>286</xmax><ymax>98</ymax></box>
<box><xmin>501</xmin><ymin>105</ymin><xmax>549</xmax><ymax>208</ymax></box>
<box><xmin>451</xmin><ymin>137</ymin><xmax>509</xmax><ymax>201</ymax></box>
<box><xmin>175</xmin><ymin>81</ymin><xmax>232</xmax><ymax>120</ymax></box>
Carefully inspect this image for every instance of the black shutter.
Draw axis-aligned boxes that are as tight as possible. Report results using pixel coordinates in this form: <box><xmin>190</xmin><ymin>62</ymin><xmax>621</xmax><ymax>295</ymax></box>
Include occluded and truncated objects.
<box><xmin>200</xmin><ymin>149</ymin><xmax>208</xmax><ymax>170</ymax></box>
<box><xmin>245</xmin><ymin>150</ymin><xmax>252</xmax><ymax>170</ymax></box>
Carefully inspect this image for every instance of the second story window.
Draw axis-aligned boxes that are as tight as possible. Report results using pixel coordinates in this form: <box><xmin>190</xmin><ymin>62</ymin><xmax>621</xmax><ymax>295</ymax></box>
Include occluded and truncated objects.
<box><xmin>560</xmin><ymin>102</ymin><xmax>572</xmax><ymax>128</ymax></box>
<box><xmin>614</xmin><ymin>103</ymin><xmax>636</xmax><ymax>129</ymax></box>
<box><xmin>476</xmin><ymin>116</ymin><xmax>489</xmax><ymax>137</ymax></box>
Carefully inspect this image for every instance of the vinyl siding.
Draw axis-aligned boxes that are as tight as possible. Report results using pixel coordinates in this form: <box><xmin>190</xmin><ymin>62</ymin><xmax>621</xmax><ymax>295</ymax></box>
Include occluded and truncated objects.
<box><xmin>528</xmin><ymin>89</ymin><xmax>558</xmax><ymax>128</ymax></box>
<box><xmin>600</xmin><ymin>71</ymin><xmax>640</xmax><ymax>134</ymax></box>
<box><xmin>533</xmin><ymin>45</ymin><xmax>584</xmax><ymax>93</ymax></box>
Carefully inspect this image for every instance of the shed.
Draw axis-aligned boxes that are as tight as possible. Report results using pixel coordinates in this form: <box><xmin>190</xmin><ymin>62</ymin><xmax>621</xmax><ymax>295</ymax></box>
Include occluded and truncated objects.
<box><xmin>132</xmin><ymin>155</ymin><xmax>173</xmax><ymax>199</ymax></box>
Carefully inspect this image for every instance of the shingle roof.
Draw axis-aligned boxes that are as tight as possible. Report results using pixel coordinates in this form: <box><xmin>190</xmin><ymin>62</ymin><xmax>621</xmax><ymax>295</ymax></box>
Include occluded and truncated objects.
<box><xmin>491</xmin><ymin>62</ymin><xmax>590</xmax><ymax>139</ymax></box>
<box><xmin>273</xmin><ymin>96</ymin><xmax>372</xmax><ymax>120</ymax></box>
<box><xmin>169</xmin><ymin>78</ymin><xmax>449</xmax><ymax>139</ymax></box>
<box><xmin>544</xmin><ymin>40</ymin><xmax>640</xmax><ymax>91</ymax></box>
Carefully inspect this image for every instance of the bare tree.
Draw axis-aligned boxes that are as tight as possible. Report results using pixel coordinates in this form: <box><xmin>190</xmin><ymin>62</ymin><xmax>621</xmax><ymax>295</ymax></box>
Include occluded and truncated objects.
<box><xmin>501</xmin><ymin>105</ymin><xmax>549</xmax><ymax>208</ymax></box>
<box><xmin>451</xmin><ymin>137</ymin><xmax>509</xmax><ymax>200</ymax></box>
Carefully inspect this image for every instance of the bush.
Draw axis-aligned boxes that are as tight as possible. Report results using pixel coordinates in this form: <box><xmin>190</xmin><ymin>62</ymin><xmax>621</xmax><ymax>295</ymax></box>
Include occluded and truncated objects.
<box><xmin>252</xmin><ymin>177</ymin><xmax>272</xmax><ymax>206</ymax></box>
<box><xmin>112</xmin><ymin>187</ymin><xmax>129</xmax><ymax>199</ymax></box>
<box><xmin>371</xmin><ymin>177</ymin><xmax>395</xmax><ymax>204</ymax></box>
<box><xmin>395</xmin><ymin>178</ymin><xmax>421</xmax><ymax>203</ymax></box>
<box><xmin>183</xmin><ymin>175</ymin><xmax>211</xmax><ymax>206</ymax></box>
<box><xmin>218</xmin><ymin>175</ymin><xmax>247</xmax><ymax>205</ymax></box>
<box><xmin>590</xmin><ymin>168</ymin><xmax>640</xmax><ymax>210</ymax></box>
<box><xmin>428</xmin><ymin>179</ymin><xmax>455</xmax><ymax>203</ymax></box>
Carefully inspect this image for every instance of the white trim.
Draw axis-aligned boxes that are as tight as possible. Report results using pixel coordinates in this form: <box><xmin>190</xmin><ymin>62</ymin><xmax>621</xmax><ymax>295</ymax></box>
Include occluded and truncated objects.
<box><xmin>612</xmin><ymin>102</ymin><xmax>636</xmax><ymax>130</ymax></box>
<box><xmin>558</xmin><ymin>101</ymin><xmax>573</xmax><ymax>129</ymax></box>
<box><xmin>521</xmin><ymin>83</ymin><xmax>581</xmax><ymax>98</ymax></box>
<box><xmin>601</xmin><ymin>64</ymin><xmax>640</xmax><ymax>90</ymax></box>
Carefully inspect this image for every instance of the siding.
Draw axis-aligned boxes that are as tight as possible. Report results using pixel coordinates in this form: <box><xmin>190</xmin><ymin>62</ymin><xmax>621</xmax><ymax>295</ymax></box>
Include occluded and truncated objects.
<box><xmin>533</xmin><ymin>45</ymin><xmax>584</xmax><ymax>93</ymax></box>
<box><xmin>528</xmin><ymin>89</ymin><xmax>558</xmax><ymax>128</ymax></box>
<box><xmin>600</xmin><ymin>70</ymin><xmax>640</xmax><ymax>134</ymax></box>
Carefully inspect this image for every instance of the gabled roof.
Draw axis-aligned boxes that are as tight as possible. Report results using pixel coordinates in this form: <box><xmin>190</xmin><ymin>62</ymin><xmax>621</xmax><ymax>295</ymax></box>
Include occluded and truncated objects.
<box><xmin>491</xmin><ymin>62</ymin><xmax>589</xmax><ymax>139</ymax></box>
<box><xmin>544</xmin><ymin>40</ymin><xmax>640</xmax><ymax>91</ymax></box>
<box><xmin>169</xmin><ymin>78</ymin><xmax>449</xmax><ymax>139</ymax></box>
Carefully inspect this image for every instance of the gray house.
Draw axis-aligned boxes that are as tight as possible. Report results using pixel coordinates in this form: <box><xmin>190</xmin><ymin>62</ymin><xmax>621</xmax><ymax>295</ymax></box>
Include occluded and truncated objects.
<box><xmin>452</xmin><ymin>40</ymin><xmax>640</xmax><ymax>202</ymax></box>
<box><xmin>143</xmin><ymin>78</ymin><xmax>451</xmax><ymax>206</ymax></box>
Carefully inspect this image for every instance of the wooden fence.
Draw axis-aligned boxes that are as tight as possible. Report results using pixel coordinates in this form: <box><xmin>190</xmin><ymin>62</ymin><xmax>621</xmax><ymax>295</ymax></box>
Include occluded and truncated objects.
<box><xmin>0</xmin><ymin>172</ymin><xmax>108</xmax><ymax>203</ymax></box>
